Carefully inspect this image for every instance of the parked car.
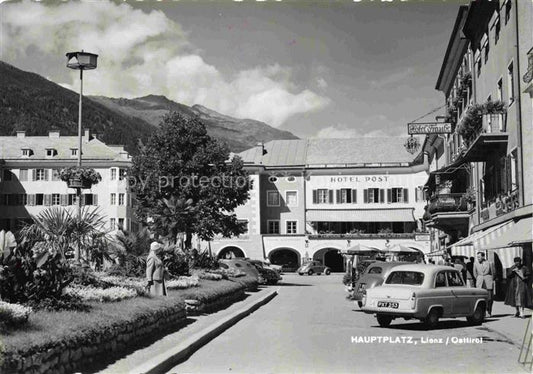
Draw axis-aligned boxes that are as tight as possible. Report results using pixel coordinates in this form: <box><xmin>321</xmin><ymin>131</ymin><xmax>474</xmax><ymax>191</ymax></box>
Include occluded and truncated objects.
<box><xmin>352</xmin><ymin>261</ymin><xmax>406</xmax><ymax>308</ymax></box>
<box><xmin>246</xmin><ymin>259</ymin><xmax>282</xmax><ymax>284</ymax></box>
<box><xmin>361</xmin><ymin>264</ymin><xmax>489</xmax><ymax>329</ymax></box>
<box><xmin>218</xmin><ymin>259</ymin><xmax>262</xmax><ymax>281</ymax></box>
<box><xmin>247</xmin><ymin>259</ymin><xmax>283</xmax><ymax>275</ymax></box>
<box><xmin>297</xmin><ymin>261</ymin><xmax>331</xmax><ymax>276</ymax></box>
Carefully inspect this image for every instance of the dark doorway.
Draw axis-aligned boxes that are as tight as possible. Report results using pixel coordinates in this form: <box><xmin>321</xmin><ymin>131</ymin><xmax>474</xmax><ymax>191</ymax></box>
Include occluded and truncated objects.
<box><xmin>217</xmin><ymin>246</ymin><xmax>245</xmax><ymax>259</ymax></box>
<box><xmin>269</xmin><ymin>248</ymin><xmax>300</xmax><ymax>272</ymax></box>
<box><xmin>324</xmin><ymin>250</ymin><xmax>344</xmax><ymax>272</ymax></box>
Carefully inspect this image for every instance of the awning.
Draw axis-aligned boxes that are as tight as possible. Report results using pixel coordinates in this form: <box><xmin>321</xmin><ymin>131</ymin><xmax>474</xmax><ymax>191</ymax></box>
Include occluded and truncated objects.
<box><xmin>306</xmin><ymin>208</ymin><xmax>415</xmax><ymax>222</ymax></box>
<box><xmin>473</xmin><ymin>217</ymin><xmax>532</xmax><ymax>250</ymax></box>
<box><xmin>426</xmin><ymin>249</ymin><xmax>446</xmax><ymax>257</ymax></box>
<box><xmin>424</xmin><ymin>159</ymin><xmax>469</xmax><ymax>190</ymax></box>
<box><xmin>448</xmin><ymin>229</ymin><xmax>491</xmax><ymax>258</ymax></box>
<box><xmin>493</xmin><ymin>247</ymin><xmax>523</xmax><ymax>269</ymax></box>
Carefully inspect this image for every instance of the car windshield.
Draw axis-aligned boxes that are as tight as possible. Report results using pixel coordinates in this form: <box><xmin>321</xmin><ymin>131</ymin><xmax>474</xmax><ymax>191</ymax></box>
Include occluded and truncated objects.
<box><xmin>386</xmin><ymin>271</ymin><xmax>425</xmax><ymax>285</ymax></box>
<box><xmin>368</xmin><ymin>267</ymin><xmax>382</xmax><ymax>274</ymax></box>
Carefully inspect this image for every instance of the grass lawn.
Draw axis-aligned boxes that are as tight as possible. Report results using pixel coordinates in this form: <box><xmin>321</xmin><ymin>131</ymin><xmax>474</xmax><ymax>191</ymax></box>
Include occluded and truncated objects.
<box><xmin>0</xmin><ymin>277</ymin><xmax>255</xmax><ymax>357</ymax></box>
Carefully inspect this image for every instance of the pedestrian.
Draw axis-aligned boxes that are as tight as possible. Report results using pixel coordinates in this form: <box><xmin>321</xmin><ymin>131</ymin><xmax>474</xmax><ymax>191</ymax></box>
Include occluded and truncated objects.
<box><xmin>466</xmin><ymin>256</ymin><xmax>476</xmax><ymax>288</ymax></box>
<box><xmin>453</xmin><ymin>258</ymin><xmax>467</xmax><ymax>283</ymax></box>
<box><xmin>146</xmin><ymin>241</ymin><xmax>167</xmax><ymax>296</ymax></box>
<box><xmin>504</xmin><ymin>257</ymin><xmax>533</xmax><ymax>318</ymax></box>
<box><xmin>473</xmin><ymin>251</ymin><xmax>496</xmax><ymax>317</ymax></box>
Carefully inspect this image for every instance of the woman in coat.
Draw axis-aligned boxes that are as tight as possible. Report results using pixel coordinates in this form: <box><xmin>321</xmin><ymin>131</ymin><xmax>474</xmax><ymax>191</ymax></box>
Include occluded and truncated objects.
<box><xmin>146</xmin><ymin>242</ymin><xmax>167</xmax><ymax>296</ymax></box>
<box><xmin>504</xmin><ymin>257</ymin><xmax>532</xmax><ymax>318</ymax></box>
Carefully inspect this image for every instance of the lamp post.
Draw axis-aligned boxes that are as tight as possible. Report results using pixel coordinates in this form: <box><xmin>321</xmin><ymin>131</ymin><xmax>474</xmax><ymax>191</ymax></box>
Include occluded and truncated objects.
<box><xmin>66</xmin><ymin>51</ymin><xmax>98</xmax><ymax>262</ymax></box>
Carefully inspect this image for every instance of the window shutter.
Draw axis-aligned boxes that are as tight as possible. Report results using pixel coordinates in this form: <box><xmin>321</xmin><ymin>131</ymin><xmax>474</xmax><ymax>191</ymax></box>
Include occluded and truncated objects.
<box><xmin>60</xmin><ymin>194</ymin><xmax>68</xmax><ymax>206</ymax></box>
<box><xmin>351</xmin><ymin>189</ymin><xmax>357</xmax><ymax>204</ymax></box>
<box><xmin>328</xmin><ymin>190</ymin><xmax>334</xmax><ymax>204</ymax></box>
<box><xmin>403</xmin><ymin>188</ymin><xmax>409</xmax><ymax>203</ymax></box>
<box><xmin>312</xmin><ymin>190</ymin><xmax>318</xmax><ymax>204</ymax></box>
<box><xmin>336</xmin><ymin>190</ymin><xmax>341</xmax><ymax>204</ymax></box>
<box><xmin>379</xmin><ymin>189</ymin><xmax>385</xmax><ymax>203</ymax></box>
<box><xmin>81</xmin><ymin>194</ymin><xmax>86</xmax><ymax>206</ymax></box>
<box><xmin>28</xmin><ymin>194</ymin><xmax>36</xmax><ymax>206</ymax></box>
<box><xmin>505</xmin><ymin>156</ymin><xmax>512</xmax><ymax>192</ymax></box>
<box><xmin>387</xmin><ymin>189</ymin><xmax>392</xmax><ymax>204</ymax></box>
<box><xmin>32</xmin><ymin>169</ymin><xmax>36</xmax><ymax>181</ymax></box>
<box><xmin>44</xmin><ymin>194</ymin><xmax>51</xmax><ymax>206</ymax></box>
<box><xmin>44</xmin><ymin>169</ymin><xmax>49</xmax><ymax>181</ymax></box>
<box><xmin>93</xmin><ymin>194</ymin><xmax>98</xmax><ymax>206</ymax></box>
<box><xmin>363</xmin><ymin>189</ymin><xmax>368</xmax><ymax>204</ymax></box>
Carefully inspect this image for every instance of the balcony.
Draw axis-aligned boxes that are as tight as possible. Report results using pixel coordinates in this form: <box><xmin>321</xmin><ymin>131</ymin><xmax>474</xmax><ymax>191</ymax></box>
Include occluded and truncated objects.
<box><xmin>307</xmin><ymin>232</ymin><xmax>416</xmax><ymax>240</ymax></box>
<box><xmin>479</xmin><ymin>190</ymin><xmax>520</xmax><ymax>224</ymax></box>
<box><xmin>425</xmin><ymin>193</ymin><xmax>470</xmax><ymax>234</ymax></box>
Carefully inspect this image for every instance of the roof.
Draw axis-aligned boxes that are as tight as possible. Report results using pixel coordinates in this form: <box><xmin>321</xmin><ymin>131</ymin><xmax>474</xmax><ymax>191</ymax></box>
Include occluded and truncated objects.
<box><xmin>238</xmin><ymin>138</ymin><xmax>420</xmax><ymax>167</ymax></box>
<box><xmin>0</xmin><ymin>134</ymin><xmax>130</xmax><ymax>162</ymax></box>
<box><xmin>389</xmin><ymin>264</ymin><xmax>456</xmax><ymax>273</ymax></box>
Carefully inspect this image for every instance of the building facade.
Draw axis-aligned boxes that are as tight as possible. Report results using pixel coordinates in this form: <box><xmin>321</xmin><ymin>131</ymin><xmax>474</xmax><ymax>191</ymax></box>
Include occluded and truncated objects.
<box><xmin>204</xmin><ymin>138</ymin><xmax>431</xmax><ymax>272</ymax></box>
<box><xmin>424</xmin><ymin>0</ymin><xmax>532</xmax><ymax>299</ymax></box>
<box><xmin>0</xmin><ymin>130</ymin><xmax>137</xmax><ymax>232</ymax></box>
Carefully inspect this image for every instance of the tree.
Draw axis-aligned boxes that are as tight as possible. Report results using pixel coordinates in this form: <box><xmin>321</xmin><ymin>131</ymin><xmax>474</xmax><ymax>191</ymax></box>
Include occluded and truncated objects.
<box><xmin>131</xmin><ymin>112</ymin><xmax>251</xmax><ymax>250</ymax></box>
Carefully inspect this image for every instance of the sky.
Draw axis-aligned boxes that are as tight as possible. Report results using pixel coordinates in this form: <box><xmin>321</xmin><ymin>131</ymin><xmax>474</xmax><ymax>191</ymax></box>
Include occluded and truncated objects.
<box><xmin>0</xmin><ymin>0</ymin><xmax>470</xmax><ymax>139</ymax></box>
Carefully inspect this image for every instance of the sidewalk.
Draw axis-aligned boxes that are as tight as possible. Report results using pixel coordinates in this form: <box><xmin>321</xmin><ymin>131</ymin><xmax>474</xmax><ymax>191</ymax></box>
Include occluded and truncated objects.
<box><xmin>482</xmin><ymin>301</ymin><xmax>532</xmax><ymax>348</ymax></box>
<box><xmin>96</xmin><ymin>286</ymin><xmax>278</xmax><ymax>374</ymax></box>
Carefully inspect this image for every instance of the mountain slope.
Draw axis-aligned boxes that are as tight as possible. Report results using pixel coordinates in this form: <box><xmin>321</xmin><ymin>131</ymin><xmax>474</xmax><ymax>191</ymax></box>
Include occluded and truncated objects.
<box><xmin>0</xmin><ymin>61</ymin><xmax>155</xmax><ymax>154</ymax></box>
<box><xmin>90</xmin><ymin>95</ymin><xmax>299</xmax><ymax>152</ymax></box>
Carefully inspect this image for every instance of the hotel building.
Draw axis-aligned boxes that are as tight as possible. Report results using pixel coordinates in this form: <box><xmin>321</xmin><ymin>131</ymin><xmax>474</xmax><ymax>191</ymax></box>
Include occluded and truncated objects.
<box><xmin>204</xmin><ymin>138</ymin><xmax>431</xmax><ymax>272</ymax></box>
<box><xmin>424</xmin><ymin>0</ymin><xmax>532</xmax><ymax>299</ymax></box>
<box><xmin>0</xmin><ymin>130</ymin><xmax>137</xmax><ymax>232</ymax></box>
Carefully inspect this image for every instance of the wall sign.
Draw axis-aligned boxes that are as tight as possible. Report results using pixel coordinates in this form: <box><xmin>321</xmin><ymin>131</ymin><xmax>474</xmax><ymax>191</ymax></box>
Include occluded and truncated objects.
<box><xmin>407</xmin><ymin>122</ymin><xmax>452</xmax><ymax>135</ymax></box>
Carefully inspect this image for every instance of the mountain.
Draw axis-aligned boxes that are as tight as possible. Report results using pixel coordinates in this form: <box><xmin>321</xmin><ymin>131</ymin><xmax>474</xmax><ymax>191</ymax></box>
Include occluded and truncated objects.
<box><xmin>89</xmin><ymin>95</ymin><xmax>299</xmax><ymax>152</ymax></box>
<box><xmin>0</xmin><ymin>61</ymin><xmax>156</xmax><ymax>154</ymax></box>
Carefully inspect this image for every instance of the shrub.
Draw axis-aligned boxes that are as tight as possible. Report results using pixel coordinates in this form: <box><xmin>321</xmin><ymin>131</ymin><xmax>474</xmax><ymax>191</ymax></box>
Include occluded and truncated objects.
<box><xmin>162</xmin><ymin>248</ymin><xmax>189</xmax><ymax>277</ymax></box>
<box><xmin>64</xmin><ymin>285</ymin><xmax>137</xmax><ymax>302</ymax></box>
<box><xmin>0</xmin><ymin>301</ymin><xmax>32</xmax><ymax>326</ymax></box>
<box><xmin>166</xmin><ymin>276</ymin><xmax>200</xmax><ymax>290</ymax></box>
<box><xmin>208</xmin><ymin>268</ymin><xmax>245</xmax><ymax>278</ymax></box>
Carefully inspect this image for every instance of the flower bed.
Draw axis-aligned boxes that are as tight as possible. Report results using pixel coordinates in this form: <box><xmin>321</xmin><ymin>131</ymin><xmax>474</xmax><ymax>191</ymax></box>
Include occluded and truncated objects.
<box><xmin>0</xmin><ymin>301</ymin><xmax>32</xmax><ymax>326</ymax></box>
<box><xmin>191</xmin><ymin>270</ymin><xmax>224</xmax><ymax>281</ymax></box>
<box><xmin>166</xmin><ymin>276</ymin><xmax>200</xmax><ymax>289</ymax></box>
<box><xmin>64</xmin><ymin>285</ymin><xmax>137</xmax><ymax>302</ymax></box>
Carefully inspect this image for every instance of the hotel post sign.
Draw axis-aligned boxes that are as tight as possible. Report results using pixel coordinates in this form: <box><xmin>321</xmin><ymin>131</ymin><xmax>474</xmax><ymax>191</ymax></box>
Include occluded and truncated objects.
<box><xmin>407</xmin><ymin>122</ymin><xmax>453</xmax><ymax>135</ymax></box>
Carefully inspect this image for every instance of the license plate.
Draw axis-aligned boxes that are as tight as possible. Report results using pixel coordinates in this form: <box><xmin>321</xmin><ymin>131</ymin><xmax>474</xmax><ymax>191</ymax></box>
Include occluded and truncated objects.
<box><xmin>377</xmin><ymin>301</ymin><xmax>399</xmax><ymax>308</ymax></box>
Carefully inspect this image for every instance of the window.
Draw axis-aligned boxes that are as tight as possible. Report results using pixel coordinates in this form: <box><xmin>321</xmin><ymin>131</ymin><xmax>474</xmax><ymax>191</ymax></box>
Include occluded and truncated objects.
<box><xmin>510</xmin><ymin>149</ymin><xmax>518</xmax><ymax>191</ymax></box>
<box><xmin>267</xmin><ymin>220</ymin><xmax>280</xmax><ymax>234</ymax></box>
<box><xmin>118</xmin><ymin>218</ymin><xmax>125</xmax><ymax>230</ymax></box>
<box><xmin>337</xmin><ymin>188</ymin><xmax>356</xmax><ymax>204</ymax></box>
<box><xmin>495</xmin><ymin>17</ymin><xmax>500</xmax><ymax>44</ymax></box>
<box><xmin>483</xmin><ymin>39</ymin><xmax>489</xmax><ymax>64</ymax></box>
<box><xmin>34</xmin><ymin>169</ymin><xmax>47</xmax><ymax>181</ymax></box>
<box><xmin>17</xmin><ymin>194</ymin><xmax>27</xmax><ymax>206</ymax></box>
<box><xmin>52</xmin><ymin>194</ymin><xmax>60</xmax><ymax>205</ymax></box>
<box><xmin>68</xmin><ymin>194</ymin><xmax>78</xmax><ymax>205</ymax></box>
<box><xmin>505</xmin><ymin>0</ymin><xmax>511</xmax><ymax>25</ymax></box>
<box><xmin>364</xmin><ymin>188</ymin><xmax>384</xmax><ymax>204</ymax></box>
<box><xmin>2</xmin><ymin>169</ymin><xmax>12</xmax><ymax>181</ymax></box>
<box><xmin>368</xmin><ymin>267</ymin><xmax>382</xmax><ymax>274</ymax></box>
<box><xmin>313</xmin><ymin>189</ymin><xmax>333</xmax><ymax>204</ymax></box>
<box><xmin>497</xmin><ymin>79</ymin><xmax>504</xmax><ymax>130</ymax></box>
<box><xmin>267</xmin><ymin>191</ymin><xmax>280</xmax><ymax>207</ymax></box>
<box><xmin>446</xmin><ymin>271</ymin><xmax>464</xmax><ymax>287</ymax></box>
<box><xmin>476</xmin><ymin>56</ymin><xmax>482</xmax><ymax>78</ymax></box>
<box><xmin>286</xmin><ymin>220</ymin><xmax>297</xmax><ymax>234</ymax></box>
<box><xmin>119</xmin><ymin>169</ymin><xmax>127</xmax><ymax>181</ymax></box>
<box><xmin>285</xmin><ymin>191</ymin><xmax>298</xmax><ymax>207</ymax></box>
<box><xmin>19</xmin><ymin>169</ymin><xmax>28</xmax><ymax>182</ymax></box>
<box><xmin>111</xmin><ymin>168</ymin><xmax>117</xmax><ymax>180</ymax></box>
<box><xmin>35</xmin><ymin>194</ymin><xmax>44</xmax><ymax>206</ymax></box>
<box><xmin>71</xmin><ymin>148</ymin><xmax>78</xmax><ymax>157</ymax></box>
<box><xmin>110</xmin><ymin>218</ymin><xmax>116</xmax><ymax>230</ymax></box>
<box><xmin>388</xmin><ymin>188</ymin><xmax>409</xmax><ymax>203</ymax></box>
<box><xmin>435</xmin><ymin>272</ymin><xmax>447</xmax><ymax>288</ymax></box>
<box><xmin>21</xmin><ymin>148</ymin><xmax>33</xmax><ymax>157</ymax></box>
<box><xmin>84</xmin><ymin>194</ymin><xmax>94</xmax><ymax>206</ymax></box>
<box><xmin>46</xmin><ymin>149</ymin><xmax>57</xmax><ymax>157</ymax></box>
<box><xmin>507</xmin><ymin>61</ymin><xmax>515</xmax><ymax>104</ymax></box>
<box><xmin>386</xmin><ymin>271</ymin><xmax>425</xmax><ymax>286</ymax></box>
<box><xmin>110</xmin><ymin>193</ymin><xmax>117</xmax><ymax>205</ymax></box>
<box><xmin>118</xmin><ymin>193</ymin><xmax>125</xmax><ymax>206</ymax></box>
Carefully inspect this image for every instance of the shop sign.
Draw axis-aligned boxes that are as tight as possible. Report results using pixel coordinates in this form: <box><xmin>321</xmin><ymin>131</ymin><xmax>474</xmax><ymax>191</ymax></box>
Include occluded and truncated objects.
<box><xmin>407</xmin><ymin>122</ymin><xmax>452</xmax><ymax>135</ymax></box>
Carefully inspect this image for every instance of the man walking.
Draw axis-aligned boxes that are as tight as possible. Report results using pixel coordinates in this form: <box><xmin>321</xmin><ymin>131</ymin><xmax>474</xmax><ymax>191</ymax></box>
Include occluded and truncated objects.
<box><xmin>466</xmin><ymin>256</ymin><xmax>476</xmax><ymax>287</ymax></box>
<box><xmin>473</xmin><ymin>251</ymin><xmax>496</xmax><ymax>317</ymax></box>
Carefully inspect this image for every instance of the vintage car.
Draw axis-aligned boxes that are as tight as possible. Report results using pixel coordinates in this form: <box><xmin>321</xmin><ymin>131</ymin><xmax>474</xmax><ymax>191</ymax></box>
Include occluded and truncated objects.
<box><xmin>361</xmin><ymin>264</ymin><xmax>489</xmax><ymax>328</ymax></box>
<box><xmin>247</xmin><ymin>259</ymin><xmax>283</xmax><ymax>275</ymax></box>
<box><xmin>247</xmin><ymin>260</ymin><xmax>283</xmax><ymax>285</ymax></box>
<box><xmin>297</xmin><ymin>261</ymin><xmax>331</xmax><ymax>276</ymax></box>
<box><xmin>218</xmin><ymin>259</ymin><xmax>262</xmax><ymax>281</ymax></box>
<box><xmin>352</xmin><ymin>261</ymin><xmax>406</xmax><ymax>308</ymax></box>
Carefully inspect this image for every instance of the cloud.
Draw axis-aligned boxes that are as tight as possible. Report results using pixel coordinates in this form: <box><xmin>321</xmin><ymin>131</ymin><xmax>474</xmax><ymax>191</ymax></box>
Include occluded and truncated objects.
<box><xmin>0</xmin><ymin>0</ymin><xmax>329</xmax><ymax>127</ymax></box>
<box><xmin>369</xmin><ymin>67</ymin><xmax>415</xmax><ymax>88</ymax></box>
<box><xmin>316</xmin><ymin>77</ymin><xmax>328</xmax><ymax>89</ymax></box>
<box><xmin>313</xmin><ymin>117</ymin><xmax>405</xmax><ymax>139</ymax></box>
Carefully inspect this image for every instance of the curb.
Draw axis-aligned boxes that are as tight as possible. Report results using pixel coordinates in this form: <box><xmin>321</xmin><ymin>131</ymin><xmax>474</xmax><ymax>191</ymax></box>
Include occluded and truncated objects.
<box><xmin>133</xmin><ymin>288</ymin><xmax>278</xmax><ymax>374</ymax></box>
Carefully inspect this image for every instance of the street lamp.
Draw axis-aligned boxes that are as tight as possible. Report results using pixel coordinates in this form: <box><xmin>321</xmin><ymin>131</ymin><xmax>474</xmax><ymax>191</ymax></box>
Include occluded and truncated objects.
<box><xmin>66</xmin><ymin>51</ymin><xmax>98</xmax><ymax>263</ymax></box>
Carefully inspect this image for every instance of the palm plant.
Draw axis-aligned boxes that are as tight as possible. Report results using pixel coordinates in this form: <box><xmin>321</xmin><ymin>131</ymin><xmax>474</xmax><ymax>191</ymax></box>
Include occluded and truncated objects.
<box><xmin>106</xmin><ymin>227</ymin><xmax>152</xmax><ymax>277</ymax></box>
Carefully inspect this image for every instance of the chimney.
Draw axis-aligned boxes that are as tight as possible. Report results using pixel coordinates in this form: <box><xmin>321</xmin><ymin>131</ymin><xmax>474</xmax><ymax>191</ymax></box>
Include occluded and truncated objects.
<box><xmin>16</xmin><ymin>131</ymin><xmax>26</xmax><ymax>139</ymax></box>
<box><xmin>49</xmin><ymin>129</ymin><xmax>60</xmax><ymax>138</ymax></box>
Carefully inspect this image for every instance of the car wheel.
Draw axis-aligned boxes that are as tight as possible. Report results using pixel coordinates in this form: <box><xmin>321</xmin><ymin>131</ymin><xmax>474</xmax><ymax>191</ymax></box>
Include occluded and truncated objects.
<box><xmin>357</xmin><ymin>301</ymin><xmax>363</xmax><ymax>308</ymax></box>
<box><xmin>325</xmin><ymin>269</ymin><xmax>331</xmax><ymax>275</ymax></box>
<box><xmin>308</xmin><ymin>269</ymin><xmax>314</xmax><ymax>276</ymax></box>
<box><xmin>424</xmin><ymin>309</ymin><xmax>440</xmax><ymax>329</ymax></box>
<box><xmin>376</xmin><ymin>314</ymin><xmax>393</xmax><ymax>327</ymax></box>
<box><xmin>298</xmin><ymin>272</ymin><xmax>303</xmax><ymax>276</ymax></box>
<box><xmin>466</xmin><ymin>303</ymin><xmax>485</xmax><ymax>325</ymax></box>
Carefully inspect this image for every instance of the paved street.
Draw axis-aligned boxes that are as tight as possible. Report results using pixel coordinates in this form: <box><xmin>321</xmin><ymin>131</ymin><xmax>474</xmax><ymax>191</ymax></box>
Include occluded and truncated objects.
<box><xmin>170</xmin><ymin>274</ymin><xmax>526</xmax><ymax>374</ymax></box>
